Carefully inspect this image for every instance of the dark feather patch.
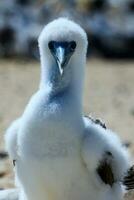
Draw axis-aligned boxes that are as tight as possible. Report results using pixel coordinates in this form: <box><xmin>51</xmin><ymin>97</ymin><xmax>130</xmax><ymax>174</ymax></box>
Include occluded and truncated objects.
<box><xmin>123</xmin><ymin>165</ymin><xmax>134</xmax><ymax>190</ymax></box>
<box><xmin>97</xmin><ymin>152</ymin><xmax>114</xmax><ymax>187</ymax></box>
<box><xmin>85</xmin><ymin>115</ymin><xmax>106</xmax><ymax>129</ymax></box>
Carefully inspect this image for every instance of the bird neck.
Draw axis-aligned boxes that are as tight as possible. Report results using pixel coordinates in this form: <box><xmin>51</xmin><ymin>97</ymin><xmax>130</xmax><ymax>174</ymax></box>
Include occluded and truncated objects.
<box><xmin>39</xmin><ymin>57</ymin><xmax>85</xmax><ymax>116</ymax></box>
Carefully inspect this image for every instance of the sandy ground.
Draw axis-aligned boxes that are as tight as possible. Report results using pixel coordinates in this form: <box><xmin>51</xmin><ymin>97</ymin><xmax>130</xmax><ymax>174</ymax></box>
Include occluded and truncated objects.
<box><xmin>0</xmin><ymin>58</ymin><xmax>134</xmax><ymax>198</ymax></box>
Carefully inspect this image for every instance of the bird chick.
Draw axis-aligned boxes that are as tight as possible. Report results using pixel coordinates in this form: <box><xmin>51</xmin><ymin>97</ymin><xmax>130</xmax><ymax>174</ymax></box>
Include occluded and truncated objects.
<box><xmin>5</xmin><ymin>18</ymin><xmax>133</xmax><ymax>200</ymax></box>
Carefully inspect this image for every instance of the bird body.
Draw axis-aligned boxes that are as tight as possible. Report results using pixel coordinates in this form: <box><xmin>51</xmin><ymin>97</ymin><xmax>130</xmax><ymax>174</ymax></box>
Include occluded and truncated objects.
<box><xmin>13</xmin><ymin>82</ymin><xmax>87</xmax><ymax>200</ymax></box>
<box><xmin>6</xmin><ymin>97</ymin><xmax>130</xmax><ymax>200</ymax></box>
<box><xmin>5</xmin><ymin>18</ymin><xmax>133</xmax><ymax>200</ymax></box>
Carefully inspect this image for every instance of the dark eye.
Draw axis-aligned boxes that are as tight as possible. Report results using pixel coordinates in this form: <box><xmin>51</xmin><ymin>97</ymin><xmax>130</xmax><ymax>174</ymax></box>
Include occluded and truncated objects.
<box><xmin>48</xmin><ymin>41</ymin><xmax>54</xmax><ymax>50</ymax></box>
<box><xmin>70</xmin><ymin>41</ymin><xmax>76</xmax><ymax>51</ymax></box>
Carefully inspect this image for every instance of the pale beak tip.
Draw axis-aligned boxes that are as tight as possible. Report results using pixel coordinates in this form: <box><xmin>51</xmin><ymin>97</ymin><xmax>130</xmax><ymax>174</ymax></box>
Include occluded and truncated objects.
<box><xmin>58</xmin><ymin>65</ymin><xmax>64</xmax><ymax>76</ymax></box>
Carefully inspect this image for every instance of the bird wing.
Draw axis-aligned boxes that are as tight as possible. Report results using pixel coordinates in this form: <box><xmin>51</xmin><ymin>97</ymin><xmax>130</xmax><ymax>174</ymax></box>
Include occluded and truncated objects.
<box><xmin>85</xmin><ymin>115</ymin><xmax>132</xmax><ymax>149</ymax></box>
<box><xmin>82</xmin><ymin>116</ymin><xmax>130</xmax><ymax>188</ymax></box>
<box><xmin>84</xmin><ymin>116</ymin><xmax>115</xmax><ymax>186</ymax></box>
<box><xmin>123</xmin><ymin>165</ymin><xmax>134</xmax><ymax>190</ymax></box>
<box><xmin>5</xmin><ymin>118</ymin><xmax>21</xmax><ymax>164</ymax></box>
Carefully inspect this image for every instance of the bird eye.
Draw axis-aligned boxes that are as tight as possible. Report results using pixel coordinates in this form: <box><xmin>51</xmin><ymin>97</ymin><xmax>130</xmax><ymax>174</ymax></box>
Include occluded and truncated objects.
<box><xmin>48</xmin><ymin>41</ymin><xmax>54</xmax><ymax>50</ymax></box>
<box><xmin>70</xmin><ymin>41</ymin><xmax>76</xmax><ymax>51</ymax></box>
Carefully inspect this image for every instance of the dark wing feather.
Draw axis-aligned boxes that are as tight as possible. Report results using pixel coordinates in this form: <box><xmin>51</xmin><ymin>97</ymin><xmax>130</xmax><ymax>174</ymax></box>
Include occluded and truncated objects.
<box><xmin>97</xmin><ymin>152</ymin><xmax>114</xmax><ymax>187</ymax></box>
<box><xmin>97</xmin><ymin>160</ymin><xmax>114</xmax><ymax>187</ymax></box>
<box><xmin>85</xmin><ymin>115</ymin><xmax>106</xmax><ymax>129</ymax></box>
<box><xmin>123</xmin><ymin>165</ymin><xmax>134</xmax><ymax>190</ymax></box>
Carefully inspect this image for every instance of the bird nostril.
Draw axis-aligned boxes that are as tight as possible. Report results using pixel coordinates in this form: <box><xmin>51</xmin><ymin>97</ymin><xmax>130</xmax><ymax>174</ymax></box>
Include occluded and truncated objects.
<box><xmin>70</xmin><ymin>41</ymin><xmax>76</xmax><ymax>51</ymax></box>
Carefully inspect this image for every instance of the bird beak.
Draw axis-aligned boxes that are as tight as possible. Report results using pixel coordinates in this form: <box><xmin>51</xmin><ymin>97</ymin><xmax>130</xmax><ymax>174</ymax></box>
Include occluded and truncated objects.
<box><xmin>49</xmin><ymin>41</ymin><xmax>75</xmax><ymax>76</ymax></box>
<box><xmin>55</xmin><ymin>46</ymin><xmax>66</xmax><ymax>76</ymax></box>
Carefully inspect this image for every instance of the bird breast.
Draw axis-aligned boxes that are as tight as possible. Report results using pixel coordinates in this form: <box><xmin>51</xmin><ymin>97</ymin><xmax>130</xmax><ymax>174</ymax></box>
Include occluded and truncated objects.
<box><xmin>18</xmin><ymin>111</ymin><xmax>83</xmax><ymax>160</ymax></box>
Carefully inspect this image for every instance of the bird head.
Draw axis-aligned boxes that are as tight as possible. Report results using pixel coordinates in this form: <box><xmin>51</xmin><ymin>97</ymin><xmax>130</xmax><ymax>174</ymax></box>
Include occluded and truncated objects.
<box><xmin>38</xmin><ymin>18</ymin><xmax>88</xmax><ymax>92</ymax></box>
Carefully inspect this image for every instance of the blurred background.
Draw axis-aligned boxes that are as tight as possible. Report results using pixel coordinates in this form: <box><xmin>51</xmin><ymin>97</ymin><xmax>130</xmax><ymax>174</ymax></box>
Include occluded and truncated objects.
<box><xmin>0</xmin><ymin>0</ymin><xmax>134</xmax><ymax>199</ymax></box>
<box><xmin>0</xmin><ymin>0</ymin><xmax>134</xmax><ymax>58</ymax></box>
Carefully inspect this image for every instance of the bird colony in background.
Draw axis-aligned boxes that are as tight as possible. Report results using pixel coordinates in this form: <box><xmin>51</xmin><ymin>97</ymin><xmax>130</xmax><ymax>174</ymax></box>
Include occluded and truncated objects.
<box><xmin>0</xmin><ymin>0</ymin><xmax>134</xmax><ymax>59</ymax></box>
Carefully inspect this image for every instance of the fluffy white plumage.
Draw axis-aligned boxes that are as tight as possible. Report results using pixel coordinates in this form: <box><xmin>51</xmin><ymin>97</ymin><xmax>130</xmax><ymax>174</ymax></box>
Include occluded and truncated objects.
<box><xmin>5</xmin><ymin>18</ymin><xmax>131</xmax><ymax>200</ymax></box>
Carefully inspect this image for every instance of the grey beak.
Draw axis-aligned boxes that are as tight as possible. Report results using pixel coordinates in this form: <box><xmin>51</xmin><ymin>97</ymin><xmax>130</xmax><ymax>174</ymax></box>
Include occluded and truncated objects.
<box><xmin>48</xmin><ymin>41</ymin><xmax>76</xmax><ymax>76</ymax></box>
<box><xmin>55</xmin><ymin>47</ymin><xmax>66</xmax><ymax>76</ymax></box>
